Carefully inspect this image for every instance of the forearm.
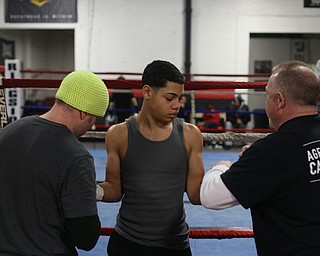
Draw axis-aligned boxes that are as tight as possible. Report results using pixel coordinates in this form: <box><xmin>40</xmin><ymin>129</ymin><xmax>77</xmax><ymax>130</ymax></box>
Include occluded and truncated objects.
<box><xmin>187</xmin><ymin>186</ymin><xmax>202</xmax><ymax>205</ymax></box>
<box><xmin>96</xmin><ymin>181</ymin><xmax>122</xmax><ymax>202</ymax></box>
<box><xmin>200</xmin><ymin>165</ymin><xmax>239</xmax><ymax>210</ymax></box>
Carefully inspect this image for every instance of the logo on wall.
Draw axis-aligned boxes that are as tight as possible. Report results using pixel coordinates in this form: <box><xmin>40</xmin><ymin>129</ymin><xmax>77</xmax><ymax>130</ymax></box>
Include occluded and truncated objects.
<box><xmin>5</xmin><ymin>0</ymin><xmax>77</xmax><ymax>23</ymax></box>
<box><xmin>30</xmin><ymin>0</ymin><xmax>49</xmax><ymax>7</ymax></box>
<box><xmin>304</xmin><ymin>0</ymin><xmax>320</xmax><ymax>7</ymax></box>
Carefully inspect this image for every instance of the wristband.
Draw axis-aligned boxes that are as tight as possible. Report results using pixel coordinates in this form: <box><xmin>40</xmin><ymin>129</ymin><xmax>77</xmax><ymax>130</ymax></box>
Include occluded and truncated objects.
<box><xmin>96</xmin><ymin>184</ymin><xmax>104</xmax><ymax>201</ymax></box>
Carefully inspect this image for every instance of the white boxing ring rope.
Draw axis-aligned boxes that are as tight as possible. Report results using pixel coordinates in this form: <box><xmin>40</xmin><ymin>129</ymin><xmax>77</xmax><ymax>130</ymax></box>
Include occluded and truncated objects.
<box><xmin>82</xmin><ymin>130</ymin><xmax>270</xmax><ymax>143</ymax></box>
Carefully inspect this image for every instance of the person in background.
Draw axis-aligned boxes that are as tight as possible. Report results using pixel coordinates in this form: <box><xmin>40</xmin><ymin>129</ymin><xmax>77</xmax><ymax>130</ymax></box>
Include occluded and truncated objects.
<box><xmin>315</xmin><ymin>58</ymin><xmax>320</xmax><ymax>78</ymax></box>
<box><xmin>177</xmin><ymin>94</ymin><xmax>191</xmax><ymax>122</ymax></box>
<box><xmin>226</xmin><ymin>95</ymin><xmax>250</xmax><ymax>128</ymax></box>
<box><xmin>203</xmin><ymin>102</ymin><xmax>224</xmax><ymax>129</ymax></box>
<box><xmin>0</xmin><ymin>71</ymin><xmax>109</xmax><ymax>255</ymax></box>
<box><xmin>200</xmin><ymin>61</ymin><xmax>320</xmax><ymax>256</ymax></box>
<box><xmin>97</xmin><ymin>60</ymin><xmax>204</xmax><ymax>256</ymax></box>
<box><xmin>202</xmin><ymin>102</ymin><xmax>225</xmax><ymax>149</ymax></box>
<box><xmin>104</xmin><ymin>100</ymin><xmax>118</xmax><ymax>126</ymax></box>
<box><xmin>111</xmin><ymin>76</ymin><xmax>139</xmax><ymax>123</ymax></box>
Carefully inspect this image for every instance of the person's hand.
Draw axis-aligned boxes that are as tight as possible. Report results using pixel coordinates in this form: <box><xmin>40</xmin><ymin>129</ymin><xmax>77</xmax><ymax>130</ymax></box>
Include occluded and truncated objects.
<box><xmin>216</xmin><ymin>160</ymin><xmax>232</xmax><ymax>168</ymax></box>
<box><xmin>239</xmin><ymin>144</ymin><xmax>250</xmax><ymax>157</ymax></box>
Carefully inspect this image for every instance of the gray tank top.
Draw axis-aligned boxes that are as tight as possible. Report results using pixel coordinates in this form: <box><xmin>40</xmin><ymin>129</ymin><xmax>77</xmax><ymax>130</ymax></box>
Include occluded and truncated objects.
<box><xmin>115</xmin><ymin>116</ymin><xmax>190</xmax><ymax>249</ymax></box>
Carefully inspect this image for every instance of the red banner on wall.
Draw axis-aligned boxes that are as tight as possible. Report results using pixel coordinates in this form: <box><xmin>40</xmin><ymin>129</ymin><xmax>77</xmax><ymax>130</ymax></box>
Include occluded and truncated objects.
<box><xmin>5</xmin><ymin>0</ymin><xmax>77</xmax><ymax>23</ymax></box>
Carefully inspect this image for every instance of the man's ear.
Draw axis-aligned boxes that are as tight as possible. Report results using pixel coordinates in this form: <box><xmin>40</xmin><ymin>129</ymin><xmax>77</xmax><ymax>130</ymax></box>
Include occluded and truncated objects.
<box><xmin>277</xmin><ymin>91</ymin><xmax>286</xmax><ymax>109</ymax></box>
<box><xmin>80</xmin><ymin>111</ymin><xmax>87</xmax><ymax>120</ymax></box>
<box><xmin>142</xmin><ymin>85</ymin><xmax>152</xmax><ymax>99</ymax></box>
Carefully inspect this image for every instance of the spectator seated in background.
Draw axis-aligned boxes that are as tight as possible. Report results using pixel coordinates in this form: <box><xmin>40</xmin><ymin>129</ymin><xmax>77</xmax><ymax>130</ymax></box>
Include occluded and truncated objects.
<box><xmin>203</xmin><ymin>103</ymin><xmax>224</xmax><ymax>129</ymax></box>
<box><xmin>197</xmin><ymin>103</ymin><xmax>225</xmax><ymax>150</ymax></box>
<box><xmin>226</xmin><ymin>95</ymin><xmax>250</xmax><ymax>128</ymax></box>
<box><xmin>104</xmin><ymin>100</ymin><xmax>118</xmax><ymax>126</ymax></box>
<box><xmin>177</xmin><ymin>95</ymin><xmax>191</xmax><ymax>122</ymax></box>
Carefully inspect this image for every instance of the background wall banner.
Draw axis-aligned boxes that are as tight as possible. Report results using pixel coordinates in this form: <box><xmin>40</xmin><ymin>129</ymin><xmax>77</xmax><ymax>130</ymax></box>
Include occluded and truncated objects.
<box><xmin>0</xmin><ymin>82</ymin><xmax>9</xmax><ymax>129</ymax></box>
<box><xmin>5</xmin><ymin>0</ymin><xmax>77</xmax><ymax>23</ymax></box>
<box><xmin>304</xmin><ymin>0</ymin><xmax>320</xmax><ymax>8</ymax></box>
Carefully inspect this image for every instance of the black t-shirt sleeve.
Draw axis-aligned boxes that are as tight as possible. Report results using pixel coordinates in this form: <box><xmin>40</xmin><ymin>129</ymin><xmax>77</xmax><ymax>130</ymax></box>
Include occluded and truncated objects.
<box><xmin>221</xmin><ymin>135</ymin><xmax>293</xmax><ymax>209</ymax></box>
<box><xmin>65</xmin><ymin>215</ymin><xmax>101</xmax><ymax>251</ymax></box>
<box><xmin>62</xmin><ymin>155</ymin><xmax>98</xmax><ymax>218</ymax></box>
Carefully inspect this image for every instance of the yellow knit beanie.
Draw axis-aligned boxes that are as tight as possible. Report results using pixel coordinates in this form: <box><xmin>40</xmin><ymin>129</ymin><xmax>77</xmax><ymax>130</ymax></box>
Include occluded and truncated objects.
<box><xmin>56</xmin><ymin>71</ymin><xmax>109</xmax><ymax>117</ymax></box>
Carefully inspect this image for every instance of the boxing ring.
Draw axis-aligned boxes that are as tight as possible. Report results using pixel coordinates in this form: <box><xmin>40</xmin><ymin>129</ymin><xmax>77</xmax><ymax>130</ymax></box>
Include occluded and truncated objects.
<box><xmin>0</xmin><ymin>66</ymin><xmax>274</xmax><ymax>241</ymax></box>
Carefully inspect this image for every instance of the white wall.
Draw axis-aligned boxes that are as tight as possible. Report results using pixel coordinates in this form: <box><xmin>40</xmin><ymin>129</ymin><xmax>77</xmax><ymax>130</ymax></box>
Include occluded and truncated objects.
<box><xmin>75</xmin><ymin>0</ymin><xmax>185</xmax><ymax>77</ymax></box>
<box><xmin>0</xmin><ymin>0</ymin><xmax>319</xmax><ymax>75</ymax></box>
<box><xmin>191</xmin><ymin>0</ymin><xmax>320</xmax><ymax>77</ymax></box>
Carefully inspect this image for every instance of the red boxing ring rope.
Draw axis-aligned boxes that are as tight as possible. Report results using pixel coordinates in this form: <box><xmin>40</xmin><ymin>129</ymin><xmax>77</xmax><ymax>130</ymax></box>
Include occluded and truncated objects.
<box><xmin>100</xmin><ymin>226</ymin><xmax>254</xmax><ymax>239</ymax></box>
<box><xmin>2</xmin><ymin>78</ymin><xmax>267</xmax><ymax>90</ymax></box>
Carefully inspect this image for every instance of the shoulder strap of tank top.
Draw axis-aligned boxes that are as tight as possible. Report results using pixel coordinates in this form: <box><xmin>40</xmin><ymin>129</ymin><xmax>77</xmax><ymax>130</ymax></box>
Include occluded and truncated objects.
<box><xmin>174</xmin><ymin>118</ymin><xmax>185</xmax><ymax>142</ymax></box>
<box><xmin>126</xmin><ymin>116</ymin><xmax>135</xmax><ymax>128</ymax></box>
<box><xmin>125</xmin><ymin>116</ymin><xmax>137</xmax><ymax>140</ymax></box>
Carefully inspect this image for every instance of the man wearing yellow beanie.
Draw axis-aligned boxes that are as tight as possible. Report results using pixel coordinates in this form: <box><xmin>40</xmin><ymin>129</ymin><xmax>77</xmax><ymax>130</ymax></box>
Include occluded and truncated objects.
<box><xmin>0</xmin><ymin>71</ymin><xmax>109</xmax><ymax>255</ymax></box>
